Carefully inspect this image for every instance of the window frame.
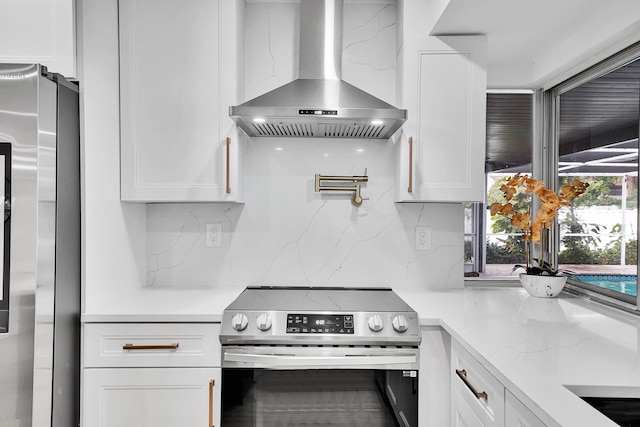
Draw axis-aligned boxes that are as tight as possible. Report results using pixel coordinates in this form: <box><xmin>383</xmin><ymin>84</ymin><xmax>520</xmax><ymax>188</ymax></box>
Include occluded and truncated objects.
<box><xmin>467</xmin><ymin>90</ymin><xmax>535</xmax><ymax>279</ymax></box>
<box><xmin>544</xmin><ymin>42</ymin><xmax>640</xmax><ymax>313</ymax></box>
<box><xmin>468</xmin><ymin>44</ymin><xmax>640</xmax><ymax>313</ymax></box>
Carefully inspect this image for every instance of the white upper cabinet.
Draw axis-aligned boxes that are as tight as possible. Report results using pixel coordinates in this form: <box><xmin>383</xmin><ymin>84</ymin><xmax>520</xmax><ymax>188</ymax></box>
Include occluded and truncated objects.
<box><xmin>0</xmin><ymin>0</ymin><xmax>76</xmax><ymax>79</ymax></box>
<box><xmin>119</xmin><ymin>0</ymin><xmax>244</xmax><ymax>202</ymax></box>
<box><xmin>395</xmin><ymin>0</ymin><xmax>487</xmax><ymax>202</ymax></box>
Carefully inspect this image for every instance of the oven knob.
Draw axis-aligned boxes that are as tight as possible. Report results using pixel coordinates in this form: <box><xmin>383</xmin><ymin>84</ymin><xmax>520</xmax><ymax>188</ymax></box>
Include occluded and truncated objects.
<box><xmin>231</xmin><ymin>313</ymin><xmax>249</xmax><ymax>331</ymax></box>
<box><xmin>392</xmin><ymin>315</ymin><xmax>409</xmax><ymax>333</ymax></box>
<box><xmin>256</xmin><ymin>313</ymin><xmax>272</xmax><ymax>331</ymax></box>
<box><xmin>367</xmin><ymin>314</ymin><xmax>384</xmax><ymax>332</ymax></box>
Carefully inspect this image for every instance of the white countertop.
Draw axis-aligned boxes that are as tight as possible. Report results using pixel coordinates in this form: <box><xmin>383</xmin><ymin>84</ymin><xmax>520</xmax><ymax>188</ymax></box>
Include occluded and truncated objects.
<box><xmin>82</xmin><ymin>285</ymin><xmax>640</xmax><ymax>427</ymax></box>
<box><xmin>81</xmin><ymin>287</ymin><xmax>240</xmax><ymax>322</ymax></box>
<box><xmin>397</xmin><ymin>287</ymin><xmax>640</xmax><ymax>427</ymax></box>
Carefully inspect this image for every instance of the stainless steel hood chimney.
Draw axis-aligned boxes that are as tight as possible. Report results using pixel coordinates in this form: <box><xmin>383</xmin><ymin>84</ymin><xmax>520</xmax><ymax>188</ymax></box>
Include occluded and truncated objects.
<box><xmin>230</xmin><ymin>0</ymin><xmax>407</xmax><ymax>139</ymax></box>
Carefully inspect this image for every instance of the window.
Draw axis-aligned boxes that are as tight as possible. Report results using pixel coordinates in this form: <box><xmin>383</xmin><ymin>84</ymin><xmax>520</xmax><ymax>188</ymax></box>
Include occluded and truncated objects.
<box><xmin>548</xmin><ymin>45</ymin><xmax>640</xmax><ymax>308</ymax></box>
<box><xmin>467</xmin><ymin>43</ymin><xmax>640</xmax><ymax>311</ymax></box>
<box><xmin>465</xmin><ymin>92</ymin><xmax>533</xmax><ymax>277</ymax></box>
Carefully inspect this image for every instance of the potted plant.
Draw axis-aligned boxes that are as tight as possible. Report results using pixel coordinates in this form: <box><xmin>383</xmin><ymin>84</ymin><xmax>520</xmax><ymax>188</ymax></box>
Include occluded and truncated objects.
<box><xmin>488</xmin><ymin>174</ymin><xmax>588</xmax><ymax>297</ymax></box>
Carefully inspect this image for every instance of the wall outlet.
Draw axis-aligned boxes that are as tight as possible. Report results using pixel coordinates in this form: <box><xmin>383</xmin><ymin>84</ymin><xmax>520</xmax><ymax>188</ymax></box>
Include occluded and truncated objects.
<box><xmin>206</xmin><ymin>223</ymin><xmax>222</xmax><ymax>247</ymax></box>
<box><xmin>415</xmin><ymin>226</ymin><xmax>431</xmax><ymax>251</ymax></box>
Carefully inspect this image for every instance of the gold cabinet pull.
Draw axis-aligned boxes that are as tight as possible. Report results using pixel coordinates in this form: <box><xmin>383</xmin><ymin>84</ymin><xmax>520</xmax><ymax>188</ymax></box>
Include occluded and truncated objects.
<box><xmin>225</xmin><ymin>137</ymin><xmax>231</xmax><ymax>194</ymax></box>
<box><xmin>456</xmin><ymin>369</ymin><xmax>488</xmax><ymax>400</ymax></box>
<box><xmin>122</xmin><ymin>343</ymin><xmax>179</xmax><ymax>350</ymax></box>
<box><xmin>209</xmin><ymin>379</ymin><xmax>215</xmax><ymax>427</ymax></box>
<box><xmin>407</xmin><ymin>136</ymin><xmax>413</xmax><ymax>193</ymax></box>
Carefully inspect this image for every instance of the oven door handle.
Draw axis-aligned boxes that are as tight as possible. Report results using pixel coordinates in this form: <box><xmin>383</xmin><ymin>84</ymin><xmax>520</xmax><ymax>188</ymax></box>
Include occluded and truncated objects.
<box><xmin>224</xmin><ymin>351</ymin><xmax>418</xmax><ymax>368</ymax></box>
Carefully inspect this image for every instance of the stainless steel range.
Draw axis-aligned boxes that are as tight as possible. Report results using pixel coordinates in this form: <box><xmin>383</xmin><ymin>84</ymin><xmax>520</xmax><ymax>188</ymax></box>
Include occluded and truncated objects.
<box><xmin>219</xmin><ymin>286</ymin><xmax>421</xmax><ymax>427</ymax></box>
<box><xmin>220</xmin><ymin>285</ymin><xmax>421</xmax><ymax>346</ymax></box>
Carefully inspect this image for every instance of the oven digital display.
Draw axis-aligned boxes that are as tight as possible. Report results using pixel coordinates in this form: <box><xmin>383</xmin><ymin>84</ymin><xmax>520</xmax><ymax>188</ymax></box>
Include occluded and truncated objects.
<box><xmin>286</xmin><ymin>314</ymin><xmax>354</xmax><ymax>334</ymax></box>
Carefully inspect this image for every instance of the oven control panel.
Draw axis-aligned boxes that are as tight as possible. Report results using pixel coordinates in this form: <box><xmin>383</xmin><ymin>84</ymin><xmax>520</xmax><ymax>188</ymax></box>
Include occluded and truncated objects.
<box><xmin>286</xmin><ymin>313</ymin><xmax>354</xmax><ymax>334</ymax></box>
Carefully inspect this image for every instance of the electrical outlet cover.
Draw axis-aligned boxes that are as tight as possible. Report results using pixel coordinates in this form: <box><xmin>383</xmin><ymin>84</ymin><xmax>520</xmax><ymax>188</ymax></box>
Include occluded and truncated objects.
<box><xmin>206</xmin><ymin>223</ymin><xmax>222</xmax><ymax>247</ymax></box>
<box><xmin>415</xmin><ymin>226</ymin><xmax>431</xmax><ymax>251</ymax></box>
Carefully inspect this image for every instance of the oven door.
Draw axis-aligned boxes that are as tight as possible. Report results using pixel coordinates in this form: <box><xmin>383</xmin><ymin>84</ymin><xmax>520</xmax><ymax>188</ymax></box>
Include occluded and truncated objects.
<box><xmin>221</xmin><ymin>346</ymin><xmax>419</xmax><ymax>427</ymax></box>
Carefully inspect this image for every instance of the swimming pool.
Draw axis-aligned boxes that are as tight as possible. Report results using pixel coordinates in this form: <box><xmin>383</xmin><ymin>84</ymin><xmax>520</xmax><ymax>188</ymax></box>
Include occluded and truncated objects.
<box><xmin>573</xmin><ymin>274</ymin><xmax>638</xmax><ymax>297</ymax></box>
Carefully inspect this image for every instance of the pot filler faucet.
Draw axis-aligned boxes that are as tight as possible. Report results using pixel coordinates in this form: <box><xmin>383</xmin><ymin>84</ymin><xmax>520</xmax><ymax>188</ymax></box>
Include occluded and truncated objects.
<box><xmin>315</xmin><ymin>169</ymin><xmax>368</xmax><ymax>206</ymax></box>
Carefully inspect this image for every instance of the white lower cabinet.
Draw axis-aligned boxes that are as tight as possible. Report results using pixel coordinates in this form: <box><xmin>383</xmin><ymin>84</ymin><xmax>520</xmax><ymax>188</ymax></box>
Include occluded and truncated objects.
<box><xmin>452</xmin><ymin>388</ymin><xmax>485</xmax><ymax>427</ymax></box>
<box><xmin>451</xmin><ymin>339</ymin><xmax>505</xmax><ymax>427</ymax></box>
<box><xmin>82</xmin><ymin>323</ymin><xmax>222</xmax><ymax>427</ymax></box>
<box><xmin>505</xmin><ymin>390</ymin><xmax>546</xmax><ymax>427</ymax></box>
<box><xmin>83</xmin><ymin>367</ymin><xmax>221</xmax><ymax>427</ymax></box>
<box><xmin>450</xmin><ymin>339</ymin><xmax>547</xmax><ymax>427</ymax></box>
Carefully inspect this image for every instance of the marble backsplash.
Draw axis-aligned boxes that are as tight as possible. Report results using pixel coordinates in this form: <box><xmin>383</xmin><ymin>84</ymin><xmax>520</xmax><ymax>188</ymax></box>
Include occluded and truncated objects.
<box><xmin>147</xmin><ymin>138</ymin><xmax>464</xmax><ymax>289</ymax></box>
<box><xmin>145</xmin><ymin>0</ymin><xmax>465</xmax><ymax>290</ymax></box>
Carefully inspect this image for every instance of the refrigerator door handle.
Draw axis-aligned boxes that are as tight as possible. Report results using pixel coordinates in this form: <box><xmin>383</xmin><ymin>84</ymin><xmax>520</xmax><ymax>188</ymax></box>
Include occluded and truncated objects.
<box><xmin>4</xmin><ymin>196</ymin><xmax>10</xmax><ymax>222</ymax></box>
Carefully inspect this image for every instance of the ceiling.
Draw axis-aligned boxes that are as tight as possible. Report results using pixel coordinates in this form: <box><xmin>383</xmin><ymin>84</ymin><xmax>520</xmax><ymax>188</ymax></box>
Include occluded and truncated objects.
<box><xmin>429</xmin><ymin>0</ymin><xmax>640</xmax><ymax>88</ymax></box>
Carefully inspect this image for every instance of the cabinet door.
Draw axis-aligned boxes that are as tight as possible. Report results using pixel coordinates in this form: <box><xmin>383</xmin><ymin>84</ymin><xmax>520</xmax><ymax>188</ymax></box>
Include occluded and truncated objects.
<box><xmin>119</xmin><ymin>0</ymin><xmax>243</xmax><ymax>202</ymax></box>
<box><xmin>396</xmin><ymin>2</ymin><xmax>487</xmax><ymax>202</ymax></box>
<box><xmin>0</xmin><ymin>0</ymin><xmax>76</xmax><ymax>78</ymax></box>
<box><xmin>452</xmin><ymin>388</ymin><xmax>486</xmax><ymax>427</ymax></box>
<box><xmin>83</xmin><ymin>367</ymin><xmax>221</xmax><ymax>427</ymax></box>
<box><xmin>505</xmin><ymin>390</ymin><xmax>547</xmax><ymax>427</ymax></box>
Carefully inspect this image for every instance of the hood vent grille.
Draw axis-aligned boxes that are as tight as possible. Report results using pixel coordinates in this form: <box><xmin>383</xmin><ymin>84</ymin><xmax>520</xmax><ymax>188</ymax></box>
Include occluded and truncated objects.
<box><xmin>323</xmin><ymin>123</ymin><xmax>385</xmax><ymax>138</ymax></box>
<box><xmin>251</xmin><ymin>121</ymin><xmax>387</xmax><ymax>138</ymax></box>
<box><xmin>252</xmin><ymin>122</ymin><xmax>315</xmax><ymax>137</ymax></box>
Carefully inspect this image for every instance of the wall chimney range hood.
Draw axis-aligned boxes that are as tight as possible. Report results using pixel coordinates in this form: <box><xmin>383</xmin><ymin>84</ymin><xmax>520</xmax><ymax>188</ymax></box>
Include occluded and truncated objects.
<box><xmin>230</xmin><ymin>0</ymin><xmax>407</xmax><ymax>139</ymax></box>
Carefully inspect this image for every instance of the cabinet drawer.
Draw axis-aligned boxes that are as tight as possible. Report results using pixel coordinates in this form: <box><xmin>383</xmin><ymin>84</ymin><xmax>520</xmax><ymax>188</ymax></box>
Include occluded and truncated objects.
<box><xmin>451</xmin><ymin>340</ymin><xmax>505</xmax><ymax>427</ymax></box>
<box><xmin>84</xmin><ymin>323</ymin><xmax>220</xmax><ymax>368</ymax></box>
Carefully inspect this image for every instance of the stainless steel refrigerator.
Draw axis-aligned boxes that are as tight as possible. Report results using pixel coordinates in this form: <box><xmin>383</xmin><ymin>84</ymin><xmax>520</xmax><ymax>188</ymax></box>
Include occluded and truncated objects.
<box><xmin>0</xmin><ymin>64</ymin><xmax>80</xmax><ymax>427</ymax></box>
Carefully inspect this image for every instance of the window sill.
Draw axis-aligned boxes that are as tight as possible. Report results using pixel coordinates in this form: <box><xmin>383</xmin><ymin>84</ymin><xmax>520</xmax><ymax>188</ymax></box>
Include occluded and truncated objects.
<box><xmin>464</xmin><ymin>277</ymin><xmax>640</xmax><ymax>316</ymax></box>
<box><xmin>464</xmin><ymin>277</ymin><xmax>521</xmax><ymax>287</ymax></box>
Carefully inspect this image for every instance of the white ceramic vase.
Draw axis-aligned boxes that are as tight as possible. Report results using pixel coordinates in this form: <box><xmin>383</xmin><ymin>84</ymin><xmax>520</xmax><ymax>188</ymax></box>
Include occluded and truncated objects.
<box><xmin>518</xmin><ymin>273</ymin><xmax>567</xmax><ymax>298</ymax></box>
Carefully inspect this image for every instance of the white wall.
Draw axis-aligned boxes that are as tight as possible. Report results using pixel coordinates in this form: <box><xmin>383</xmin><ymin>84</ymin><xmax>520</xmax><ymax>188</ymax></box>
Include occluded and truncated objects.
<box><xmin>145</xmin><ymin>1</ymin><xmax>465</xmax><ymax>290</ymax></box>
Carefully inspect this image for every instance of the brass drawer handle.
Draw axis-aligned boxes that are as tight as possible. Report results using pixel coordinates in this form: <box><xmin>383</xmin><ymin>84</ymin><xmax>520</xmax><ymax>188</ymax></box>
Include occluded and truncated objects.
<box><xmin>225</xmin><ymin>137</ymin><xmax>231</xmax><ymax>194</ymax></box>
<box><xmin>456</xmin><ymin>369</ymin><xmax>488</xmax><ymax>400</ymax></box>
<box><xmin>122</xmin><ymin>343</ymin><xmax>179</xmax><ymax>351</ymax></box>
<box><xmin>209</xmin><ymin>379</ymin><xmax>215</xmax><ymax>427</ymax></box>
<box><xmin>407</xmin><ymin>136</ymin><xmax>413</xmax><ymax>193</ymax></box>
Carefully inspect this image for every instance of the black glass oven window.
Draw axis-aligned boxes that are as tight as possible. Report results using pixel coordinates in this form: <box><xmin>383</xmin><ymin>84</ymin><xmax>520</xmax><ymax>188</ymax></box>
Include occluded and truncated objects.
<box><xmin>222</xmin><ymin>369</ymin><xmax>410</xmax><ymax>427</ymax></box>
